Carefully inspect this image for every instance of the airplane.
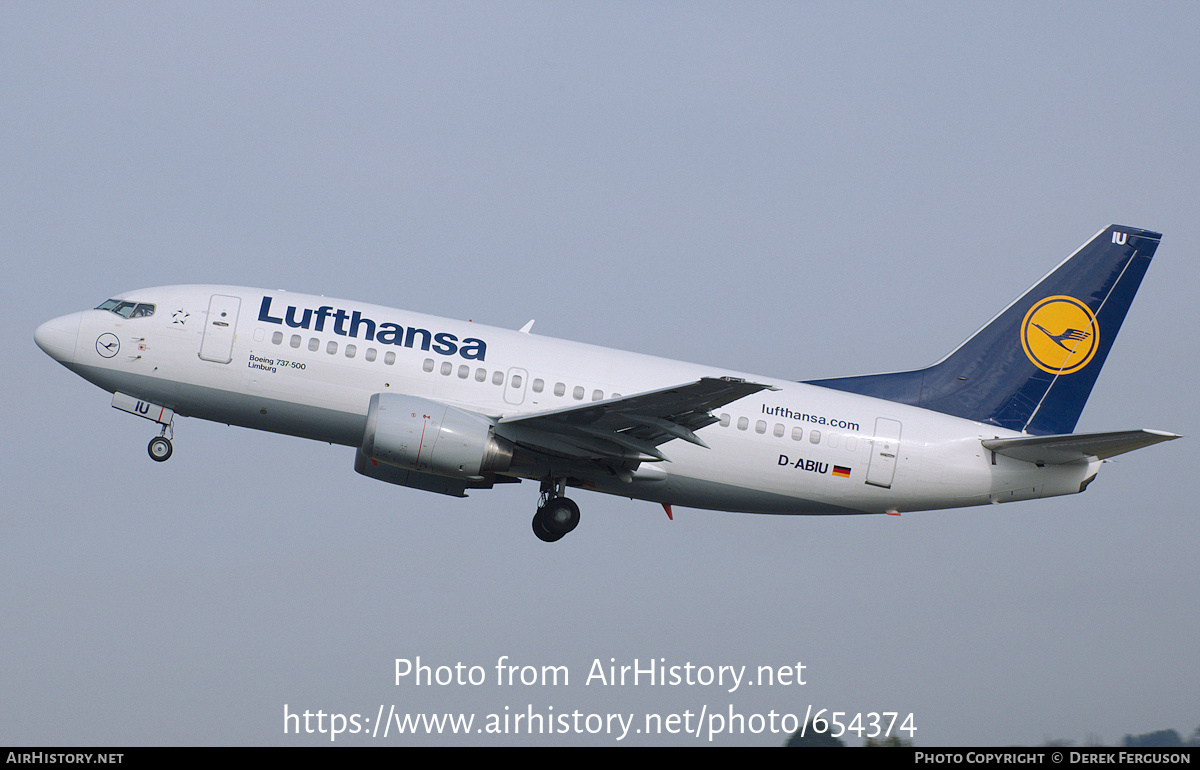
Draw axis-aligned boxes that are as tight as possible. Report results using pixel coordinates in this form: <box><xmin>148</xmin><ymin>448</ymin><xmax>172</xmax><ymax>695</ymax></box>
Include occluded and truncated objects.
<box><xmin>34</xmin><ymin>224</ymin><xmax>1179</xmax><ymax>542</ymax></box>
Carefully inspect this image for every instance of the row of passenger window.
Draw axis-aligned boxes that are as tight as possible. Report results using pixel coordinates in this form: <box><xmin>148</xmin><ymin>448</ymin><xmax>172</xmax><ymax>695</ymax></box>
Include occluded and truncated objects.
<box><xmin>271</xmin><ymin>331</ymin><xmax>397</xmax><ymax>365</ymax></box>
<box><xmin>424</xmin><ymin>358</ymin><xmax>520</xmax><ymax>387</ymax></box>
<box><xmin>421</xmin><ymin>358</ymin><xmax>621</xmax><ymax>402</ymax></box>
<box><xmin>266</xmin><ymin>329</ymin><xmax>623</xmax><ymax>406</ymax></box>
<box><xmin>266</xmin><ymin>329</ymin><xmax>632</xmax><ymax>411</ymax></box>
<box><xmin>718</xmin><ymin>413</ymin><xmax>858</xmax><ymax>451</ymax></box>
<box><xmin>263</xmin><ymin>330</ymin><xmax>851</xmax><ymax>447</ymax></box>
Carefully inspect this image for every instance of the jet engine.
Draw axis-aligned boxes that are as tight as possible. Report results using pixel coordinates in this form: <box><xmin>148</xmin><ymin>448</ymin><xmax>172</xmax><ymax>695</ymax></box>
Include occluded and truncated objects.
<box><xmin>361</xmin><ymin>393</ymin><xmax>513</xmax><ymax>479</ymax></box>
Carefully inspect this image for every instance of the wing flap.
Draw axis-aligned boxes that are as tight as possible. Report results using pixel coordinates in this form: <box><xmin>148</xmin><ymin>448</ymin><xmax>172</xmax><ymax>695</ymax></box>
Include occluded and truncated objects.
<box><xmin>982</xmin><ymin>429</ymin><xmax>1180</xmax><ymax>464</ymax></box>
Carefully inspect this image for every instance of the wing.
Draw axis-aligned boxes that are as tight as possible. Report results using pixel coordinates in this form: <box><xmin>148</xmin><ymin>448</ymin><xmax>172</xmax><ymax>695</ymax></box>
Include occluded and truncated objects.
<box><xmin>982</xmin><ymin>429</ymin><xmax>1180</xmax><ymax>465</ymax></box>
<box><xmin>497</xmin><ymin>376</ymin><xmax>776</xmax><ymax>462</ymax></box>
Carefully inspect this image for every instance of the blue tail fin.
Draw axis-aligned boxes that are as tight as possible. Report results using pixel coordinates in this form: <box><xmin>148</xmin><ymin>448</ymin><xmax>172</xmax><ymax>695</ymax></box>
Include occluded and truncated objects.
<box><xmin>805</xmin><ymin>225</ymin><xmax>1162</xmax><ymax>435</ymax></box>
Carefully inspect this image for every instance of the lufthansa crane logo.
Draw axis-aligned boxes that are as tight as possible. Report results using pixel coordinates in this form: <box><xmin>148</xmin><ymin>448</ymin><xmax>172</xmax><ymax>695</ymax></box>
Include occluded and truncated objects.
<box><xmin>95</xmin><ymin>333</ymin><xmax>120</xmax><ymax>358</ymax></box>
<box><xmin>1021</xmin><ymin>295</ymin><xmax>1099</xmax><ymax>375</ymax></box>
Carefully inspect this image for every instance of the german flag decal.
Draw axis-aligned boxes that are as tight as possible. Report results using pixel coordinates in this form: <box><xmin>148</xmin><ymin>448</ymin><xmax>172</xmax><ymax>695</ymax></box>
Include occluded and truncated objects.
<box><xmin>832</xmin><ymin>465</ymin><xmax>851</xmax><ymax>478</ymax></box>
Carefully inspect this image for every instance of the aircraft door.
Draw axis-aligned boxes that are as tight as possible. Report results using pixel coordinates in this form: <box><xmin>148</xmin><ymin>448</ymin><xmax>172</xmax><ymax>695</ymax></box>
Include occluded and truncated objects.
<box><xmin>199</xmin><ymin>294</ymin><xmax>241</xmax><ymax>364</ymax></box>
<box><xmin>865</xmin><ymin>417</ymin><xmax>902</xmax><ymax>488</ymax></box>
<box><xmin>504</xmin><ymin>367</ymin><xmax>528</xmax><ymax>405</ymax></box>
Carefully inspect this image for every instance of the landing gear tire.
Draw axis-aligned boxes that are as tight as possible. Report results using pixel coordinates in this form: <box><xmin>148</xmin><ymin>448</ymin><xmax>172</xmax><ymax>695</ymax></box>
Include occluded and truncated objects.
<box><xmin>148</xmin><ymin>436</ymin><xmax>173</xmax><ymax>462</ymax></box>
<box><xmin>532</xmin><ymin>497</ymin><xmax>580</xmax><ymax>543</ymax></box>
<box><xmin>532</xmin><ymin>513</ymin><xmax>563</xmax><ymax>543</ymax></box>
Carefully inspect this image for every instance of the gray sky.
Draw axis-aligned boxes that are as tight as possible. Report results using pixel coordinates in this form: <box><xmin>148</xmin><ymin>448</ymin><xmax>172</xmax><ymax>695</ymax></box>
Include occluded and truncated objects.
<box><xmin>3</xmin><ymin>2</ymin><xmax>1197</xmax><ymax>746</ymax></box>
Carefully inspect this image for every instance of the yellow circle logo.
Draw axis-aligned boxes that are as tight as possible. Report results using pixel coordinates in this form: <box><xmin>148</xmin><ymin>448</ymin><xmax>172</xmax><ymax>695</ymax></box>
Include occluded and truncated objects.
<box><xmin>1021</xmin><ymin>295</ymin><xmax>1099</xmax><ymax>375</ymax></box>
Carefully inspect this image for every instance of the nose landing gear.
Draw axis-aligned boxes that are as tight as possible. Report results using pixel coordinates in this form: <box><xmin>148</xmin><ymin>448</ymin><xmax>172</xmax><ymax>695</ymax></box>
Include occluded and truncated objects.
<box><xmin>532</xmin><ymin>478</ymin><xmax>580</xmax><ymax>543</ymax></box>
<box><xmin>147</xmin><ymin>422</ymin><xmax>174</xmax><ymax>462</ymax></box>
<box><xmin>111</xmin><ymin>393</ymin><xmax>177</xmax><ymax>463</ymax></box>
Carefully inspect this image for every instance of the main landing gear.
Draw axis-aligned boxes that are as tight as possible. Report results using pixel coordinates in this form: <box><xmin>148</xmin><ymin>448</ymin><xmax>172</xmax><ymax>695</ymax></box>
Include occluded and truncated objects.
<box><xmin>532</xmin><ymin>478</ymin><xmax>580</xmax><ymax>543</ymax></box>
<box><xmin>147</xmin><ymin>423</ymin><xmax>174</xmax><ymax>462</ymax></box>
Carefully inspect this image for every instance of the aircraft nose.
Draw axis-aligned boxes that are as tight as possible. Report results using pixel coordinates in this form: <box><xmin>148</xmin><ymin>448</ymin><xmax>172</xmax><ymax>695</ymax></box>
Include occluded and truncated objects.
<box><xmin>35</xmin><ymin>312</ymin><xmax>82</xmax><ymax>364</ymax></box>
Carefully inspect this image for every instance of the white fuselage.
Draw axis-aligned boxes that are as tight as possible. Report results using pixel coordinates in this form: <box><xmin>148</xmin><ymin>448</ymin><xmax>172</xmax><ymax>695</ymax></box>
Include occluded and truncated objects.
<box><xmin>38</xmin><ymin>285</ymin><xmax>1098</xmax><ymax>516</ymax></box>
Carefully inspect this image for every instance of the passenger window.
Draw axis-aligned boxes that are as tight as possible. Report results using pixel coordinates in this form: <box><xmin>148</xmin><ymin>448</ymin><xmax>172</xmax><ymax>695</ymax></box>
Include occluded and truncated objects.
<box><xmin>492</xmin><ymin>371</ymin><xmax>504</xmax><ymax>385</ymax></box>
<box><xmin>554</xmin><ymin>382</ymin><xmax>565</xmax><ymax>397</ymax></box>
<box><xmin>290</xmin><ymin>335</ymin><xmax>301</xmax><ymax>348</ymax></box>
<box><xmin>272</xmin><ymin>331</ymin><xmax>283</xmax><ymax>345</ymax></box>
<box><xmin>458</xmin><ymin>365</ymin><xmax>469</xmax><ymax>379</ymax></box>
<box><xmin>719</xmin><ymin>413</ymin><xmax>730</xmax><ymax>427</ymax></box>
<box><xmin>810</xmin><ymin>430</ymin><xmax>821</xmax><ymax>444</ymax></box>
<box><xmin>327</xmin><ymin>340</ymin><xmax>338</xmax><ymax>354</ymax></box>
<box><xmin>441</xmin><ymin>362</ymin><xmax>452</xmax><ymax>376</ymax></box>
<box><xmin>755</xmin><ymin>420</ymin><xmax>766</xmax><ymax>434</ymax></box>
<box><xmin>366</xmin><ymin>348</ymin><xmax>377</xmax><ymax>362</ymax></box>
<box><xmin>308</xmin><ymin>338</ymin><xmax>319</xmax><ymax>352</ymax></box>
<box><xmin>475</xmin><ymin>368</ymin><xmax>487</xmax><ymax>382</ymax></box>
<box><xmin>511</xmin><ymin>374</ymin><xmax>523</xmax><ymax>388</ymax></box>
<box><xmin>532</xmin><ymin>378</ymin><xmax>544</xmax><ymax>393</ymax></box>
<box><xmin>792</xmin><ymin>427</ymin><xmax>804</xmax><ymax>441</ymax></box>
<box><xmin>773</xmin><ymin>423</ymin><xmax>784</xmax><ymax>438</ymax></box>
<box><xmin>828</xmin><ymin>433</ymin><xmax>840</xmax><ymax>448</ymax></box>
<box><xmin>384</xmin><ymin>351</ymin><xmax>396</xmax><ymax>365</ymax></box>
<box><xmin>592</xmin><ymin>389</ymin><xmax>603</xmax><ymax>401</ymax></box>
<box><xmin>737</xmin><ymin>417</ymin><xmax>748</xmax><ymax>431</ymax></box>
<box><xmin>423</xmin><ymin>358</ymin><xmax>435</xmax><ymax>372</ymax></box>
<box><xmin>846</xmin><ymin>436</ymin><xmax>857</xmax><ymax>452</ymax></box>
<box><xmin>345</xmin><ymin>344</ymin><xmax>357</xmax><ymax>358</ymax></box>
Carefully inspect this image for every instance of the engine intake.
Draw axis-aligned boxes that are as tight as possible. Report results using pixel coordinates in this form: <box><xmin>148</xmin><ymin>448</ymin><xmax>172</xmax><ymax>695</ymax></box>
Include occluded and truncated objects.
<box><xmin>361</xmin><ymin>393</ymin><xmax>513</xmax><ymax>479</ymax></box>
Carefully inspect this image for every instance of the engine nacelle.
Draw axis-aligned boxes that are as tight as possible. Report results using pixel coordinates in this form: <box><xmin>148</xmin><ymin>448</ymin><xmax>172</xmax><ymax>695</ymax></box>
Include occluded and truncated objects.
<box><xmin>361</xmin><ymin>393</ymin><xmax>513</xmax><ymax>479</ymax></box>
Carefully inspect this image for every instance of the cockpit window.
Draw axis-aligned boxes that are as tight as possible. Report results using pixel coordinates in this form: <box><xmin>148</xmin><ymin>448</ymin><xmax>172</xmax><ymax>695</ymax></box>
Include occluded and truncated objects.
<box><xmin>96</xmin><ymin>299</ymin><xmax>155</xmax><ymax>318</ymax></box>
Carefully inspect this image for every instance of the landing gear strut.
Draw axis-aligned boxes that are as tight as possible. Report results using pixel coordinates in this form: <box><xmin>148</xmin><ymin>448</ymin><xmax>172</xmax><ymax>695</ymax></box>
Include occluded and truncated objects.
<box><xmin>147</xmin><ymin>423</ymin><xmax>174</xmax><ymax>462</ymax></box>
<box><xmin>532</xmin><ymin>478</ymin><xmax>580</xmax><ymax>543</ymax></box>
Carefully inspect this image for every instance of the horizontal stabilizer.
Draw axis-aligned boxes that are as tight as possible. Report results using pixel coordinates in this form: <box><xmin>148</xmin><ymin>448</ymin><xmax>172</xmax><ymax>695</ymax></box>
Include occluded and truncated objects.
<box><xmin>982</xmin><ymin>429</ymin><xmax>1180</xmax><ymax>465</ymax></box>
